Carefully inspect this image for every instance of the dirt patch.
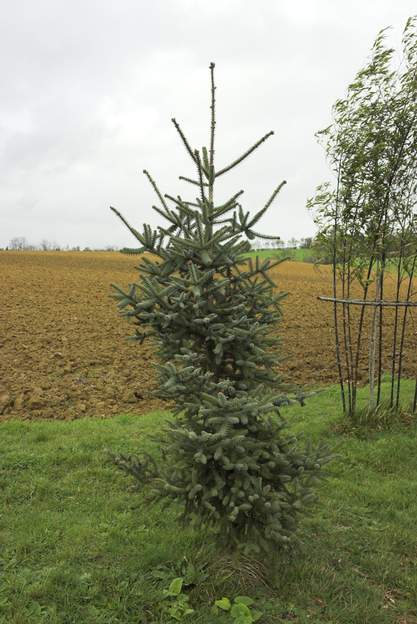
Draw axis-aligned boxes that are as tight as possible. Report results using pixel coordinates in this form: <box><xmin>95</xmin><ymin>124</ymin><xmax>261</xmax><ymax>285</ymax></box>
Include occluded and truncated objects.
<box><xmin>0</xmin><ymin>252</ymin><xmax>161</xmax><ymax>420</ymax></box>
<box><xmin>1</xmin><ymin>252</ymin><xmax>416</xmax><ymax>420</ymax></box>
<box><xmin>273</xmin><ymin>261</ymin><xmax>417</xmax><ymax>392</ymax></box>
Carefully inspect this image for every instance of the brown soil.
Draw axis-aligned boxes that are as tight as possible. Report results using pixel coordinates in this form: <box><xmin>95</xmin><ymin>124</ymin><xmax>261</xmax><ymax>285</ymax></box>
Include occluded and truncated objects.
<box><xmin>1</xmin><ymin>252</ymin><xmax>416</xmax><ymax>420</ymax></box>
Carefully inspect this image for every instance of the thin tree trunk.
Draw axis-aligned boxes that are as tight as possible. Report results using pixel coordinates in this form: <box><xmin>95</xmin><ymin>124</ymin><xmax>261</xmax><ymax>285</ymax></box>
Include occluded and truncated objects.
<box><xmin>333</xmin><ymin>286</ymin><xmax>346</xmax><ymax>413</ymax></box>
<box><xmin>332</xmin><ymin>163</ymin><xmax>346</xmax><ymax>414</ymax></box>
<box><xmin>390</xmin><ymin>245</ymin><xmax>404</xmax><ymax>407</ymax></box>
<box><xmin>396</xmin><ymin>255</ymin><xmax>417</xmax><ymax>410</ymax></box>
<box><xmin>346</xmin><ymin>248</ymin><xmax>355</xmax><ymax>412</ymax></box>
<box><xmin>341</xmin><ymin>240</ymin><xmax>353</xmax><ymax>415</ymax></box>
<box><xmin>369</xmin><ymin>261</ymin><xmax>381</xmax><ymax>410</ymax></box>
<box><xmin>352</xmin><ymin>255</ymin><xmax>375</xmax><ymax>414</ymax></box>
<box><xmin>376</xmin><ymin>254</ymin><xmax>385</xmax><ymax>405</ymax></box>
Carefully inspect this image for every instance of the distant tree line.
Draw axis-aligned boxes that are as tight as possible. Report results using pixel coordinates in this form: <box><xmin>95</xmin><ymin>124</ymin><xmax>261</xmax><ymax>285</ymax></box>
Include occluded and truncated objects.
<box><xmin>1</xmin><ymin>237</ymin><xmax>119</xmax><ymax>252</ymax></box>
<box><xmin>1</xmin><ymin>235</ymin><xmax>317</xmax><ymax>255</ymax></box>
<box><xmin>250</xmin><ymin>236</ymin><xmax>313</xmax><ymax>250</ymax></box>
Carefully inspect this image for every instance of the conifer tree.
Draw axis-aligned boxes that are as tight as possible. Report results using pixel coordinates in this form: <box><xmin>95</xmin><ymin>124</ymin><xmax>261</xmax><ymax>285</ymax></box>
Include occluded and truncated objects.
<box><xmin>111</xmin><ymin>63</ymin><xmax>329</xmax><ymax>554</ymax></box>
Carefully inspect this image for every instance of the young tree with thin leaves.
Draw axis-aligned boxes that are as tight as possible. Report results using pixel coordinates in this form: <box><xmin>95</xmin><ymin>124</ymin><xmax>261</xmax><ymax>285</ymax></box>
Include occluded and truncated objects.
<box><xmin>310</xmin><ymin>17</ymin><xmax>417</xmax><ymax>418</ymax></box>
<box><xmin>111</xmin><ymin>63</ymin><xmax>329</xmax><ymax>554</ymax></box>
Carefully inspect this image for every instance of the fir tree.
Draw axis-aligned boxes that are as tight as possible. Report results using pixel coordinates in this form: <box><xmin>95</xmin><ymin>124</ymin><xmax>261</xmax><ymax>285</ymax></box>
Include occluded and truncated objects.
<box><xmin>111</xmin><ymin>63</ymin><xmax>329</xmax><ymax>554</ymax></box>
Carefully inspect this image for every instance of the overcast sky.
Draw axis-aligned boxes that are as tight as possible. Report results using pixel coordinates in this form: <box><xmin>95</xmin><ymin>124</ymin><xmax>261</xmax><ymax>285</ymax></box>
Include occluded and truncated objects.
<box><xmin>1</xmin><ymin>1</ymin><xmax>416</xmax><ymax>249</ymax></box>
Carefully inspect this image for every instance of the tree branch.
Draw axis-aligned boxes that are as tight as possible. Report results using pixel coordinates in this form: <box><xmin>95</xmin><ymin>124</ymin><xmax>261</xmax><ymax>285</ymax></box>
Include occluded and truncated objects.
<box><xmin>215</xmin><ymin>131</ymin><xmax>274</xmax><ymax>178</ymax></box>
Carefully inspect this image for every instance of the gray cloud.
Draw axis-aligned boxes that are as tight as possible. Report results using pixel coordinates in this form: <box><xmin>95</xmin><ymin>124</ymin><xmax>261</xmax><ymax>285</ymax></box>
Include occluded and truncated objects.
<box><xmin>1</xmin><ymin>0</ymin><xmax>416</xmax><ymax>247</ymax></box>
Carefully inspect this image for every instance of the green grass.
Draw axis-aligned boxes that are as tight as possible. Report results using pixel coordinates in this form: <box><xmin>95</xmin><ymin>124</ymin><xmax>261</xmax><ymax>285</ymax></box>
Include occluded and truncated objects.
<box><xmin>243</xmin><ymin>248</ymin><xmax>317</xmax><ymax>263</ymax></box>
<box><xmin>1</xmin><ymin>382</ymin><xmax>417</xmax><ymax>623</ymax></box>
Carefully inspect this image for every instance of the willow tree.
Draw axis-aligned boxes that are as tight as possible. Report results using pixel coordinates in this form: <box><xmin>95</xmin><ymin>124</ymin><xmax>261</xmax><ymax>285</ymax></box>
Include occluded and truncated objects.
<box><xmin>310</xmin><ymin>17</ymin><xmax>417</xmax><ymax>418</ymax></box>
<box><xmin>111</xmin><ymin>63</ymin><xmax>328</xmax><ymax>554</ymax></box>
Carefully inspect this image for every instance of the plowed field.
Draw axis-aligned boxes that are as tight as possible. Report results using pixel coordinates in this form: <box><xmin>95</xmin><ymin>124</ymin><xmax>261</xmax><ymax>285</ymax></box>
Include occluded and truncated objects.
<box><xmin>1</xmin><ymin>252</ymin><xmax>416</xmax><ymax>420</ymax></box>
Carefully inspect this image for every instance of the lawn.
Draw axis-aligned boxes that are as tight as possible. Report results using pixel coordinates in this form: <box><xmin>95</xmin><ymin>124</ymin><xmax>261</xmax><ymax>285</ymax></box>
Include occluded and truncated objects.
<box><xmin>1</xmin><ymin>382</ymin><xmax>416</xmax><ymax>623</ymax></box>
<box><xmin>243</xmin><ymin>248</ymin><xmax>315</xmax><ymax>263</ymax></box>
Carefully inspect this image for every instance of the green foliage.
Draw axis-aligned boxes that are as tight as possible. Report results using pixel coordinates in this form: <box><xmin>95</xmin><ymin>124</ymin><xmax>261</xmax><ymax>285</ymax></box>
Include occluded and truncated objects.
<box><xmin>150</xmin><ymin>556</ymin><xmax>208</xmax><ymax>588</ymax></box>
<box><xmin>160</xmin><ymin>577</ymin><xmax>194</xmax><ymax>621</ymax></box>
<box><xmin>119</xmin><ymin>247</ymin><xmax>144</xmax><ymax>255</ymax></box>
<box><xmin>215</xmin><ymin>597</ymin><xmax>232</xmax><ymax>611</ymax></box>
<box><xmin>310</xmin><ymin>16</ymin><xmax>417</xmax><ymax>277</ymax></box>
<box><xmin>213</xmin><ymin>595</ymin><xmax>262</xmax><ymax>623</ymax></box>
<box><xmin>111</xmin><ymin>63</ymin><xmax>329</xmax><ymax>554</ymax></box>
<box><xmin>308</xmin><ymin>17</ymin><xmax>417</xmax><ymax>418</ymax></box>
<box><xmin>310</xmin><ymin>17</ymin><xmax>417</xmax><ymax>257</ymax></box>
<box><xmin>243</xmin><ymin>247</ymin><xmax>316</xmax><ymax>263</ymax></box>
